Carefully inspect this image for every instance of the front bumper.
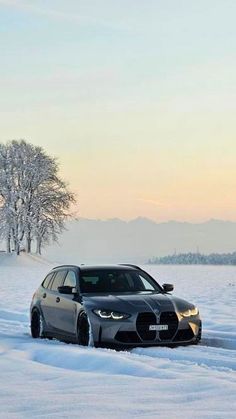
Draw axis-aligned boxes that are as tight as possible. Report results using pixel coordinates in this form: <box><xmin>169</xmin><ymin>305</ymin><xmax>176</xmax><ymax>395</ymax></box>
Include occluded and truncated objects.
<box><xmin>89</xmin><ymin>310</ymin><xmax>202</xmax><ymax>347</ymax></box>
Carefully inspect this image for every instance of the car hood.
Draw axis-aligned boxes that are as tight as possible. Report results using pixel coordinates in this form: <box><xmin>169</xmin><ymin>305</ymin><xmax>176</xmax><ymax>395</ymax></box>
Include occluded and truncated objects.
<box><xmin>82</xmin><ymin>292</ymin><xmax>195</xmax><ymax>314</ymax></box>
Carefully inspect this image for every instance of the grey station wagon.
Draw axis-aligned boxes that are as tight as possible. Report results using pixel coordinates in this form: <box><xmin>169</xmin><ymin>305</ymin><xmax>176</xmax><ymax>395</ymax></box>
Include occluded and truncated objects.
<box><xmin>30</xmin><ymin>264</ymin><xmax>202</xmax><ymax>348</ymax></box>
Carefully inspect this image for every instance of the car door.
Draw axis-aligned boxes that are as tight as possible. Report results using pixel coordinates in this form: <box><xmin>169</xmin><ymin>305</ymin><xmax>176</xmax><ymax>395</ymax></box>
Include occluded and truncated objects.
<box><xmin>42</xmin><ymin>269</ymin><xmax>68</xmax><ymax>332</ymax></box>
<box><xmin>40</xmin><ymin>272</ymin><xmax>55</xmax><ymax>329</ymax></box>
<box><xmin>55</xmin><ymin>270</ymin><xmax>79</xmax><ymax>336</ymax></box>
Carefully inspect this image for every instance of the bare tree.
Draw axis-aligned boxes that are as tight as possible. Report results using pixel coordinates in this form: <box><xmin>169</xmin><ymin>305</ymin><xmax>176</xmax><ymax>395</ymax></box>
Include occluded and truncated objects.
<box><xmin>31</xmin><ymin>178</ymin><xmax>75</xmax><ymax>254</ymax></box>
<box><xmin>0</xmin><ymin>140</ymin><xmax>75</xmax><ymax>255</ymax></box>
<box><xmin>0</xmin><ymin>142</ymin><xmax>25</xmax><ymax>254</ymax></box>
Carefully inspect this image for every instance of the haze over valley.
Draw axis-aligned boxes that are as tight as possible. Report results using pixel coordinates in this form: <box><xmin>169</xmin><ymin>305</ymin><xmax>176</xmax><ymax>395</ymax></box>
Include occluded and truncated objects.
<box><xmin>44</xmin><ymin>218</ymin><xmax>236</xmax><ymax>264</ymax></box>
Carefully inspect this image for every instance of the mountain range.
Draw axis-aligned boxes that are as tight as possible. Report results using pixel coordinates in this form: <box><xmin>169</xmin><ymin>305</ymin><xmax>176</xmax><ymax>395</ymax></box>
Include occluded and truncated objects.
<box><xmin>44</xmin><ymin>217</ymin><xmax>236</xmax><ymax>264</ymax></box>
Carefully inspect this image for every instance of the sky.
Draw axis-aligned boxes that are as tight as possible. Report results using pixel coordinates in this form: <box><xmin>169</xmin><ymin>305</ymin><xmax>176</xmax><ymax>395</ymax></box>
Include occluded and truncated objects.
<box><xmin>1</xmin><ymin>0</ymin><xmax>236</xmax><ymax>222</ymax></box>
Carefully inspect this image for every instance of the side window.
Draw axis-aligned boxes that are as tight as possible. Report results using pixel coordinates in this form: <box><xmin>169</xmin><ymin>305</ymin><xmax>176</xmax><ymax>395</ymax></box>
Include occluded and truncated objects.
<box><xmin>137</xmin><ymin>273</ymin><xmax>155</xmax><ymax>290</ymax></box>
<box><xmin>42</xmin><ymin>273</ymin><xmax>54</xmax><ymax>289</ymax></box>
<box><xmin>50</xmin><ymin>270</ymin><xmax>67</xmax><ymax>291</ymax></box>
<box><xmin>64</xmin><ymin>270</ymin><xmax>77</xmax><ymax>288</ymax></box>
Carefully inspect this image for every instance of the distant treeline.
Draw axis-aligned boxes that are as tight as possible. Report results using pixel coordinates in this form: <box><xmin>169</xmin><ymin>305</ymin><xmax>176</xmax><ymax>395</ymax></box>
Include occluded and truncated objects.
<box><xmin>148</xmin><ymin>252</ymin><xmax>236</xmax><ymax>265</ymax></box>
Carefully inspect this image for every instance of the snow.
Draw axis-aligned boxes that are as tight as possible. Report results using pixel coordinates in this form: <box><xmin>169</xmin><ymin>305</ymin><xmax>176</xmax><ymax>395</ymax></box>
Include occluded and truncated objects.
<box><xmin>0</xmin><ymin>255</ymin><xmax>236</xmax><ymax>418</ymax></box>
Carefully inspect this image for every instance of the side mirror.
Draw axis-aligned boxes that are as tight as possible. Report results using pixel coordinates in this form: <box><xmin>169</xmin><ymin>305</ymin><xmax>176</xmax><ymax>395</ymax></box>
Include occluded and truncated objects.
<box><xmin>162</xmin><ymin>283</ymin><xmax>174</xmax><ymax>293</ymax></box>
<box><xmin>58</xmin><ymin>285</ymin><xmax>77</xmax><ymax>294</ymax></box>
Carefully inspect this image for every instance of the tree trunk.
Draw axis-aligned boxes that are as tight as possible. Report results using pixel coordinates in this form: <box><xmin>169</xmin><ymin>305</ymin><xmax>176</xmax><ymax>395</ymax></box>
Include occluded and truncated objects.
<box><xmin>6</xmin><ymin>234</ymin><xmax>11</xmax><ymax>253</ymax></box>
<box><xmin>26</xmin><ymin>233</ymin><xmax>31</xmax><ymax>253</ymax></box>
<box><xmin>26</xmin><ymin>239</ymin><xmax>31</xmax><ymax>253</ymax></box>
<box><xmin>36</xmin><ymin>237</ymin><xmax>41</xmax><ymax>255</ymax></box>
<box><xmin>15</xmin><ymin>242</ymin><xmax>20</xmax><ymax>255</ymax></box>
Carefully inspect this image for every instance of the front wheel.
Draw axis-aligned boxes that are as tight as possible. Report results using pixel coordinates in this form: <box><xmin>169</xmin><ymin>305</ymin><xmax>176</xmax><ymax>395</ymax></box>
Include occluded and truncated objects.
<box><xmin>77</xmin><ymin>312</ymin><xmax>90</xmax><ymax>346</ymax></box>
<box><xmin>31</xmin><ymin>309</ymin><xmax>45</xmax><ymax>338</ymax></box>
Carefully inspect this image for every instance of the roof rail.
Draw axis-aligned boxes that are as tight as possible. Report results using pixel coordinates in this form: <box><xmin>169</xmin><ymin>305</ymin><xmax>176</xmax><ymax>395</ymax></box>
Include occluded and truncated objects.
<box><xmin>119</xmin><ymin>263</ymin><xmax>142</xmax><ymax>270</ymax></box>
<box><xmin>52</xmin><ymin>265</ymin><xmax>80</xmax><ymax>270</ymax></box>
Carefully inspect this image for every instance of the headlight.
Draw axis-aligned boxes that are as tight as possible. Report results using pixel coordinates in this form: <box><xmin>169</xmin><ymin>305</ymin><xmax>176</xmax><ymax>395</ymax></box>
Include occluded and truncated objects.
<box><xmin>93</xmin><ymin>309</ymin><xmax>130</xmax><ymax>320</ymax></box>
<box><xmin>180</xmin><ymin>307</ymin><xmax>199</xmax><ymax>317</ymax></box>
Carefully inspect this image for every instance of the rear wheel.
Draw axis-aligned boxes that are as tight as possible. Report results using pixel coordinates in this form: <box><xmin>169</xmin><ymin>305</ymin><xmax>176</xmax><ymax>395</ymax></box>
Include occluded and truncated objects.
<box><xmin>31</xmin><ymin>309</ymin><xmax>45</xmax><ymax>339</ymax></box>
<box><xmin>77</xmin><ymin>312</ymin><xmax>90</xmax><ymax>346</ymax></box>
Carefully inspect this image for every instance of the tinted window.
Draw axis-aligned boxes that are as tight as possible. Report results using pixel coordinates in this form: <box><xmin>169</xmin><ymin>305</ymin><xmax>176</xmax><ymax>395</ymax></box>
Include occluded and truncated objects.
<box><xmin>50</xmin><ymin>270</ymin><xmax>67</xmax><ymax>291</ymax></box>
<box><xmin>137</xmin><ymin>274</ymin><xmax>155</xmax><ymax>291</ymax></box>
<box><xmin>80</xmin><ymin>269</ymin><xmax>160</xmax><ymax>293</ymax></box>
<box><xmin>64</xmin><ymin>270</ymin><xmax>77</xmax><ymax>288</ymax></box>
<box><xmin>42</xmin><ymin>273</ymin><xmax>54</xmax><ymax>289</ymax></box>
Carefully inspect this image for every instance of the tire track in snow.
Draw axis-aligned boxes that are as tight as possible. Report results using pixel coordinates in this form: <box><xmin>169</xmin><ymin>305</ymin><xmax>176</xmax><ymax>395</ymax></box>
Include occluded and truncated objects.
<box><xmin>201</xmin><ymin>330</ymin><xmax>236</xmax><ymax>351</ymax></box>
<box><xmin>1</xmin><ymin>307</ymin><xmax>236</xmax><ymax>376</ymax></box>
<box><xmin>2</xmin><ymin>328</ymin><xmax>236</xmax><ymax>378</ymax></box>
<box><xmin>132</xmin><ymin>344</ymin><xmax>236</xmax><ymax>373</ymax></box>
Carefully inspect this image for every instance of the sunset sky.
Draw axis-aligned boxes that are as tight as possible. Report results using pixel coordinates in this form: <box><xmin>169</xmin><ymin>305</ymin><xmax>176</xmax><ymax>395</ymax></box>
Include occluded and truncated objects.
<box><xmin>1</xmin><ymin>0</ymin><xmax>236</xmax><ymax>221</ymax></box>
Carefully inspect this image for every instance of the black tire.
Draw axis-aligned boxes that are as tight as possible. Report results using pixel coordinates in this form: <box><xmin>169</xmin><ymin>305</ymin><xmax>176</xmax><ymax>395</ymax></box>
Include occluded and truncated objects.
<box><xmin>77</xmin><ymin>312</ymin><xmax>90</xmax><ymax>346</ymax></box>
<box><xmin>31</xmin><ymin>309</ymin><xmax>45</xmax><ymax>339</ymax></box>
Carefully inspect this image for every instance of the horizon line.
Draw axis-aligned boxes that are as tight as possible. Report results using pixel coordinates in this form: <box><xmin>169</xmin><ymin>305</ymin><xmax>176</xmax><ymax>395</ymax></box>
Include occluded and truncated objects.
<box><xmin>73</xmin><ymin>216</ymin><xmax>236</xmax><ymax>224</ymax></box>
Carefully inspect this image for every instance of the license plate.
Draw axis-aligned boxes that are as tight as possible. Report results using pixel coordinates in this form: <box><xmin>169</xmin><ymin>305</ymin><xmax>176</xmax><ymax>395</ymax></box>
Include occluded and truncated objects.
<box><xmin>149</xmin><ymin>324</ymin><xmax>169</xmax><ymax>331</ymax></box>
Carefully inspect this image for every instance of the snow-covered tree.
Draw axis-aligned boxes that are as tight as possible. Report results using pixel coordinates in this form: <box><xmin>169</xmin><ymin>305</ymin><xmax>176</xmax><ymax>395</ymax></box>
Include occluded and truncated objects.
<box><xmin>0</xmin><ymin>140</ymin><xmax>75</xmax><ymax>255</ymax></box>
<box><xmin>31</xmin><ymin>177</ymin><xmax>74</xmax><ymax>255</ymax></box>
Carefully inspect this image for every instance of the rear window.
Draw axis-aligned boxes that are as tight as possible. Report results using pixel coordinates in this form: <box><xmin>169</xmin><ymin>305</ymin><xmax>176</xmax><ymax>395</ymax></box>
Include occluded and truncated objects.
<box><xmin>42</xmin><ymin>273</ymin><xmax>54</xmax><ymax>289</ymax></box>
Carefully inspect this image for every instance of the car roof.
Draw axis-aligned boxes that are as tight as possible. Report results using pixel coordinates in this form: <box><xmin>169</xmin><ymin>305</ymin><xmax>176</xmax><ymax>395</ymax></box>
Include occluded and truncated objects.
<box><xmin>52</xmin><ymin>264</ymin><xmax>142</xmax><ymax>272</ymax></box>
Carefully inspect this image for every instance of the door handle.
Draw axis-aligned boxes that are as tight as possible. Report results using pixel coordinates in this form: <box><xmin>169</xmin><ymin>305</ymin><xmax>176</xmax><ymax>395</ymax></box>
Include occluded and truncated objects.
<box><xmin>56</xmin><ymin>297</ymin><xmax>60</xmax><ymax>303</ymax></box>
<box><xmin>42</xmin><ymin>293</ymin><xmax>46</xmax><ymax>298</ymax></box>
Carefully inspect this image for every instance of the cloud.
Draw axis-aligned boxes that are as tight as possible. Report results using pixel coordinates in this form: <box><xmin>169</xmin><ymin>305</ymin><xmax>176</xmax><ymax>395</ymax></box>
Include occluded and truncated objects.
<box><xmin>137</xmin><ymin>198</ymin><xmax>165</xmax><ymax>207</ymax></box>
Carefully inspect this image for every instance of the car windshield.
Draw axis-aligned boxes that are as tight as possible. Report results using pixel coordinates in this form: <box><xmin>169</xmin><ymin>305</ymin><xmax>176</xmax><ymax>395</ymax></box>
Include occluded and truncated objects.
<box><xmin>79</xmin><ymin>269</ymin><xmax>162</xmax><ymax>294</ymax></box>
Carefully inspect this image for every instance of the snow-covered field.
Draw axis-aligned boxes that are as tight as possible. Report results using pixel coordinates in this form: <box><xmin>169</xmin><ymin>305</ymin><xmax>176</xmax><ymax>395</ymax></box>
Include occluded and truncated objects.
<box><xmin>0</xmin><ymin>254</ymin><xmax>236</xmax><ymax>418</ymax></box>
